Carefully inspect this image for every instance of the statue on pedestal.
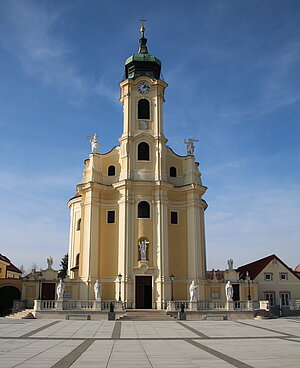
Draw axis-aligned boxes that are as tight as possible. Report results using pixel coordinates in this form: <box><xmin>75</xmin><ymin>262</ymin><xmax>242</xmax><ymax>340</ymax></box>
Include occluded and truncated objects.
<box><xmin>184</xmin><ymin>138</ymin><xmax>199</xmax><ymax>155</ymax></box>
<box><xmin>189</xmin><ymin>280</ymin><xmax>198</xmax><ymax>302</ymax></box>
<box><xmin>227</xmin><ymin>258</ymin><xmax>234</xmax><ymax>270</ymax></box>
<box><xmin>87</xmin><ymin>133</ymin><xmax>99</xmax><ymax>153</ymax></box>
<box><xmin>138</xmin><ymin>240</ymin><xmax>149</xmax><ymax>261</ymax></box>
<box><xmin>225</xmin><ymin>281</ymin><xmax>234</xmax><ymax>302</ymax></box>
<box><xmin>47</xmin><ymin>256</ymin><xmax>53</xmax><ymax>269</ymax></box>
<box><xmin>56</xmin><ymin>279</ymin><xmax>65</xmax><ymax>300</ymax></box>
<box><xmin>94</xmin><ymin>279</ymin><xmax>102</xmax><ymax>300</ymax></box>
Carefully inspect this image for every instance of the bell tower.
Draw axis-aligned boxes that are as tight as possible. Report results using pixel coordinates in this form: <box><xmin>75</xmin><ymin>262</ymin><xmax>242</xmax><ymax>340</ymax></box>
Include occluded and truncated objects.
<box><xmin>119</xmin><ymin>24</ymin><xmax>168</xmax><ymax>182</ymax></box>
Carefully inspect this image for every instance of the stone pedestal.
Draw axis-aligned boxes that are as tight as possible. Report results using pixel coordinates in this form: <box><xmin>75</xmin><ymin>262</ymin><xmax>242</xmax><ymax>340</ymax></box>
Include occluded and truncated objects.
<box><xmin>115</xmin><ymin>301</ymin><xmax>123</xmax><ymax>311</ymax></box>
<box><xmin>226</xmin><ymin>301</ymin><xmax>234</xmax><ymax>311</ymax></box>
<box><xmin>56</xmin><ymin>300</ymin><xmax>63</xmax><ymax>311</ymax></box>
<box><xmin>247</xmin><ymin>300</ymin><xmax>253</xmax><ymax>311</ymax></box>
<box><xmin>34</xmin><ymin>300</ymin><xmax>41</xmax><ymax>311</ymax></box>
<box><xmin>94</xmin><ymin>300</ymin><xmax>102</xmax><ymax>311</ymax></box>
<box><xmin>189</xmin><ymin>301</ymin><xmax>197</xmax><ymax>311</ymax></box>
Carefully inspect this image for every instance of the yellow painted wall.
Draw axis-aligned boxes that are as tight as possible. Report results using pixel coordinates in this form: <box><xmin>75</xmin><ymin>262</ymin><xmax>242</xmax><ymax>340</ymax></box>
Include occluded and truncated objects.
<box><xmin>168</xmin><ymin>208</ymin><xmax>187</xmax><ymax>278</ymax></box>
<box><xmin>99</xmin><ymin>208</ymin><xmax>118</xmax><ymax>278</ymax></box>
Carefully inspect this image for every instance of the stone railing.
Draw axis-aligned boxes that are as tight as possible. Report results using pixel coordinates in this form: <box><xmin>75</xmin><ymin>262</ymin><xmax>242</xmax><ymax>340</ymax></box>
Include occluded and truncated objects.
<box><xmin>166</xmin><ymin>300</ymin><xmax>258</xmax><ymax>312</ymax></box>
<box><xmin>34</xmin><ymin>300</ymin><xmax>124</xmax><ymax>312</ymax></box>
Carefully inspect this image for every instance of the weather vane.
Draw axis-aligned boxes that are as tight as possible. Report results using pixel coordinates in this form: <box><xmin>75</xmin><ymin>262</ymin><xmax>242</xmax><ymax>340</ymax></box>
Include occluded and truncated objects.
<box><xmin>139</xmin><ymin>17</ymin><xmax>146</xmax><ymax>37</ymax></box>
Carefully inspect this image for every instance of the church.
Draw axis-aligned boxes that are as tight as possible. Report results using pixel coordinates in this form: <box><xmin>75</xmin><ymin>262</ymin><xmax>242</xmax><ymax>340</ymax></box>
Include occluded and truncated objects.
<box><xmin>67</xmin><ymin>24</ymin><xmax>208</xmax><ymax>309</ymax></box>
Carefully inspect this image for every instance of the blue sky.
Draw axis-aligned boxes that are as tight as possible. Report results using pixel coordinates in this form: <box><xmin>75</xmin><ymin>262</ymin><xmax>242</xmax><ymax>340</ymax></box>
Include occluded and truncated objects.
<box><xmin>0</xmin><ymin>0</ymin><xmax>299</xmax><ymax>272</ymax></box>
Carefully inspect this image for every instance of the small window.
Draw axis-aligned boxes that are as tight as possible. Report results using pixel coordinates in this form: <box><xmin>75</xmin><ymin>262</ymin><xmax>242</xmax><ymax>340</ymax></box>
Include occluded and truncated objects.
<box><xmin>108</xmin><ymin>165</ymin><xmax>115</xmax><ymax>176</ymax></box>
<box><xmin>138</xmin><ymin>201</ymin><xmax>150</xmax><ymax>218</ymax></box>
<box><xmin>107</xmin><ymin>211</ymin><xmax>115</xmax><ymax>223</ymax></box>
<box><xmin>170</xmin><ymin>167</ymin><xmax>177</xmax><ymax>177</ymax></box>
<box><xmin>280</xmin><ymin>273</ymin><xmax>288</xmax><ymax>280</ymax></box>
<box><xmin>170</xmin><ymin>211</ymin><xmax>178</xmax><ymax>224</ymax></box>
<box><xmin>264</xmin><ymin>273</ymin><xmax>273</xmax><ymax>281</ymax></box>
<box><xmin>138</xmin><ymin>99</ymin><xmax>150</xmax><ymax>119</ymax></box>
<box><xmin>76</xmin><ymin>218</ymin><xmax>81</xmax><ymax>231</ymax></box>
<box><xmin>138</xmin><ymin>142</ymin><xmax>150</xmax><ymax>161</ymax></box>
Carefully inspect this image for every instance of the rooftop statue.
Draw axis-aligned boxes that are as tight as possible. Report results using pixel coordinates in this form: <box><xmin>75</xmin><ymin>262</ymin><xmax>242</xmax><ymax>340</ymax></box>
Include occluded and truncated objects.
<box><xmin>184</xmin><ymin>138</ymin><xmax>199</xmax><ymax>155</ymax></box>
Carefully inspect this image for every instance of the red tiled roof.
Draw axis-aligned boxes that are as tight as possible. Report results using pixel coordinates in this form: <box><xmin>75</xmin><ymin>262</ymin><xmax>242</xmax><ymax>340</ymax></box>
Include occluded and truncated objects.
<box><xmin>237</xmin><ymin>254</ymin><xmax>300</xmax><ymax>280</ymax></box>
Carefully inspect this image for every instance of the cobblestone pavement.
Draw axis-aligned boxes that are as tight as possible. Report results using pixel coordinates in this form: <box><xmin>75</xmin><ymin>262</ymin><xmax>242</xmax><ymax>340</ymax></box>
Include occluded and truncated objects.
<box><xmin>0</xmin><ymin>317</ymin><xmax>299</xmax><ymax>367</ymax></box>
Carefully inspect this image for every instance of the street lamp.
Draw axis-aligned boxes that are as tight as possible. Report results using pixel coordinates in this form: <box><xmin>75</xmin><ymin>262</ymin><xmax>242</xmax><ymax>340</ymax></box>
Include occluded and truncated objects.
<box><xmin>118</xmin><ymin>273</ymin><xmax>122</xmax><ymax>302</ymax></box>
<box><xmin>246</xmin><ymin>271</ymin><xmax>251</xmax><ymax>301</ymax></box>
<box><xmin>170</xmin><ymin>273</ymin><xmax>175</xmax><ymax>301</ymax></box>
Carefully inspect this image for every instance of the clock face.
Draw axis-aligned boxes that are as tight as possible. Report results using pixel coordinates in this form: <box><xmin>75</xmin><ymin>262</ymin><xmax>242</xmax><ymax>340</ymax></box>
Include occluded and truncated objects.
<box><xmin>137</xmin><ymin>81</ymin><xmax>150</xmax><ymax>94</ymax></box>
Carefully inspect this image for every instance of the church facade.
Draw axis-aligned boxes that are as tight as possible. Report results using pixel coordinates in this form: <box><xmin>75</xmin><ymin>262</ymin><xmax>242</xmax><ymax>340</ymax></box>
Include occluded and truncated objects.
<box><xmin>67</xmin><ymin>28</ymin><xmax>208</xmax><ymax>309</ymax></box>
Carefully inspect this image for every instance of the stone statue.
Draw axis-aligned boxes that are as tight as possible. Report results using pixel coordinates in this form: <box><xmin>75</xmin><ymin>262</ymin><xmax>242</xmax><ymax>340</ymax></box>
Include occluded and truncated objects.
<box><xmin>189</xmin><ymin>280</ymin><xmax>198</xmax><ymax>302</ymax></box>
<box><xmin>138</xmin><ymin>240</ymin><xmax>149</xmax><ymax>261</ymax></box>
<box><xmin>227</xmin><ymin>258</ymin><xmax>234</xmax><ymax>270</ymax></box>
<box><xmin>47</xmin><ymin>256</ymin><xmax>53</xmax><ymax>269</ymax></box>
<box><xmin>56</xmin><ymin>279</ymin><xmax>65</xmax><ymax>300</ymax></box>
<box><xmin>87</xmin><ymin>133</ymin><xmax>99</xmax><ymax>153</ymax></box>
<box><xmin>225</xmin><ymin>281</ymin><xmax>234</xmax><ymax>302</ymax></box>
<box><xmin>184</xmin><ymin>138</ymin><xmax>199</xmax><ymax>155</ymax></box>
<box><xmin>94</xmin><ymin>279</ymin><xmax>102</xmax><ymax>300</ymax></box>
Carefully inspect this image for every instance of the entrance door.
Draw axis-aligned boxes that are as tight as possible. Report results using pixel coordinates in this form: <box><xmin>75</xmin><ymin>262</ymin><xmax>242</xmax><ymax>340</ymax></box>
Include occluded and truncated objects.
<box><xmin>135</xmin><ymin>276</ymin><xmax>152</xmax><ymax>309</ymax></box>
<box><xmin>41</xmin><ymin>283</ymin><xmax>56</xmax><ymax>300</ymax></box>
<box><xmin>232</xmin><ymin>284</ymin><xmax>240</xmax><ymax>301</ymax></box>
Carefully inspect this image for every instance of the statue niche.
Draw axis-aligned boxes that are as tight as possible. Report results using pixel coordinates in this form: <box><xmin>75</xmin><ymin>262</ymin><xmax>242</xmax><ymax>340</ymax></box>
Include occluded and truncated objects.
<box><xmin>138</xmin><ymin>239</ymin><xmax>149</xmax><ymax>262</ymax></box>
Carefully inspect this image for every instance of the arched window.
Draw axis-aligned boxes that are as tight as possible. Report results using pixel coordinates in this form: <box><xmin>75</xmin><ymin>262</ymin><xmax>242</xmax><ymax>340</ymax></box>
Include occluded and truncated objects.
<box><xmin>75</xmin><ymin>253</ymin><xmax>80</xmax><ymax>266</ymax></box>
<box><xmin>170</xmin><ymin>166</ymin><xmax>177</xmax><ymax>177</ymax></box>
<box><xmin>138</xmin><ymin>142</ymin><xmax>150</xmax><ymax>161</ymax></box>
<box><xmin>108</xmin><ymin>165</ymin><xmax>115</xmax><ymax>176</ymax></box>
<box><xmin>138</xmin><ymin>201</ymin><xmax>150</xmax><ymax>218</ymax></box>
<box><xmin>138</xmin><ymin>99</ymin><xmax>150</xmax><ymax>119</ymax></box>
<box><xmin>76</xmin><ymin>218</ymin><xmax>81</xmax><ymax>231</ymax></box>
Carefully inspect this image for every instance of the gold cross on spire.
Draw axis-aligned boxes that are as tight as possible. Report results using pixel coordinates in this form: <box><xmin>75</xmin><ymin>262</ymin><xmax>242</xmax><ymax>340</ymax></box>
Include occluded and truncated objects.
<box><xmin>139</xmin><ymin>17</ymin><xmax>146</xmax><ymax>37</ymax></box>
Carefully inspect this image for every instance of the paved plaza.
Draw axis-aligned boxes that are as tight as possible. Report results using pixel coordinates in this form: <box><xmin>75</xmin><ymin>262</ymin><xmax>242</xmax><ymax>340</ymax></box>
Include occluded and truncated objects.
<box><xmin>0</xmin><ymin>317</ymin><xmax>299</xmax><ymax>367</ymax></box>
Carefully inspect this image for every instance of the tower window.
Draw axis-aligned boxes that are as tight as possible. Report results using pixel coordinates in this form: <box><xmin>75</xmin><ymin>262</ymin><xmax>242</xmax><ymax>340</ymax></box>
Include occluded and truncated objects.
<box><xmin>107</xmin><ymin>210</ymin><xmax>115</xmax><ymax>224</ymax></box>
<box><xmin>138</xmin><ymin>201</ymin><xmax>150</xmax><ymax>218</ymax></box>
<box><xmin>170</xmin><ymin>167</ymin><xmax>177</xmax><ymax>177</ymax></box>
<box><xmin>138</xmin><ymin>99</ymin><xmax>150</xmax><ymax>119</ymax></box>
<box><xmin>108</xmin><ymin>165</ymin><xmax>115</xmax><ymax>176</ymax></box>
<box><xmin>138</xmin><ymin>142</ymin><xmax>150</xmax><ymax>161</ymax></box>
<box><xmin>76</xmin><ymin>218</ymin><xmax>81</xmax><ymax>231</ymax></box>
<box><xmin>170</xmin><ymin>211</ymin><xmax>178</xmax><ymax>224</ymax></box>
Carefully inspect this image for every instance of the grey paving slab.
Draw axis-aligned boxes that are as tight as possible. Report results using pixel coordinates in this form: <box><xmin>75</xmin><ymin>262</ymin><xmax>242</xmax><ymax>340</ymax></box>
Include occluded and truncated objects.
<box><xmin>0</xmin><ymin>339</ymin><xmax>82</xmax><ymax>368</ymax></box>
<box><xmin>183</xmin><ymin>320</ymin><xmax>284</xmax><ymax>338</ymax></box>
<box><xmin>120</xmin><ymin>321</ymin><xmax>199</xmax><ymax>339</ymax></box>
<box><xmin>236</xmin><ymin>318</ymin><xmax>300</xmax><ymax>337</ymax></box>
<box><xmin>198</xmin><ymin>337</ymin><xmax>300</xmax><ymax>367</ymax></box>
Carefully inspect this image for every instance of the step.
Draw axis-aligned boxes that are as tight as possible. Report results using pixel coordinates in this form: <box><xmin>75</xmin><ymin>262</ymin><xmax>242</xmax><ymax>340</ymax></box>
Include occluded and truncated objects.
<box><xmin>118</xmin><ymin>309</ymin><xmax>177</xmax><ymax>321</ymax></box>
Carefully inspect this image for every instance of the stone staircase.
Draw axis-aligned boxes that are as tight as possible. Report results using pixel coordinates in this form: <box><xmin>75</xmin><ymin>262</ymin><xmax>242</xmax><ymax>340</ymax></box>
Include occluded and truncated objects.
<box><xmin>6</xmin><ymin>309</ymin><xmax>36</xmax><ymax>319</ymax></box>
<box><xmin>119</xmin><ymin>309</ymin><xmax>177</xmax><ymax>321</ymax></box>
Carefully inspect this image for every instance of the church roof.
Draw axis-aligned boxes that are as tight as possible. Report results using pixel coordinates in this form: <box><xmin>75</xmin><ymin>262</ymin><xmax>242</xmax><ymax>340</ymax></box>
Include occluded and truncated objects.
<box><xmin>237</xmin><ymin>254</ymin><xmax>300</xmax><ymax>280</ymax></box>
